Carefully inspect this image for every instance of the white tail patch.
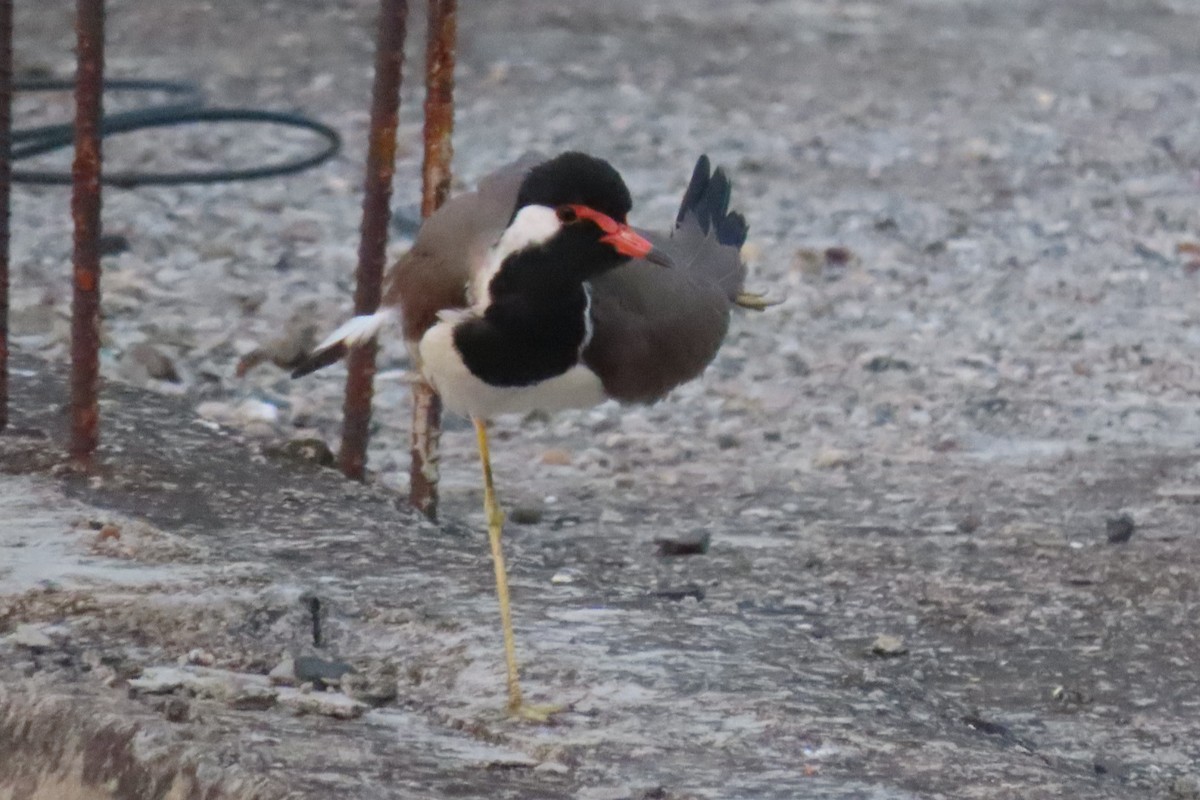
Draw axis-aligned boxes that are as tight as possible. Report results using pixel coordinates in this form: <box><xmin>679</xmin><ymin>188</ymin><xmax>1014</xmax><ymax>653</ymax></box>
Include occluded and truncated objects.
<box><xmin>315</xmin><ymin>308</ymin><xmax>398</xmax><ymax>351</ymax></box>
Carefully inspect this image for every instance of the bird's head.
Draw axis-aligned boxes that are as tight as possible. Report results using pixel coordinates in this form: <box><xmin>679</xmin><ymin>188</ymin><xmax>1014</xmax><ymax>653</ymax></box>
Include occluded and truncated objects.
<box><xmin>499</xmin><ymin>152</ymin><xmax>673</xmax><ymax>279</ymax></box>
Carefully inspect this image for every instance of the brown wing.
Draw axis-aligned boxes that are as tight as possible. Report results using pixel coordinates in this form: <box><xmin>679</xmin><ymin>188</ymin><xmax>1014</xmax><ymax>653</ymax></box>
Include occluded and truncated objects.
<box><xmin>583</xmin><ymin>157</ymin><xmax>748</xmax><ymax>404</ymax></box>
<box><xmin>382</xmin><ymin>154</ymin><xmax>543</xmax><ymax>345</ymax></box>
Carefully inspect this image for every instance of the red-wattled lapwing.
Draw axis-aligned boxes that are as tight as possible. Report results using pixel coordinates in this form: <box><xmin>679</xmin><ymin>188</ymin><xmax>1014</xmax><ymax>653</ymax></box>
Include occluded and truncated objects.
<box><xmin>295</xmin><ymin>152</ymin><xmax>767</xmax><ymax>719</ymax></box>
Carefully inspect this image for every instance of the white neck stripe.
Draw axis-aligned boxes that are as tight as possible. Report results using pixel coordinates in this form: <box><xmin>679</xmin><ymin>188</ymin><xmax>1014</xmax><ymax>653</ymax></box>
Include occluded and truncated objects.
<box><xmin>471</xmin><ymin>205</ymin><xmax>562</xmax><ymax>309</ymax></box>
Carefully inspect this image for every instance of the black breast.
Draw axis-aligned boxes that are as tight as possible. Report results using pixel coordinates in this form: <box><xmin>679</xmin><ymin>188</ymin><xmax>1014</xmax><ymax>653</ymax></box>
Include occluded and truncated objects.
<box><xmin>453</xmin><ymin>288</ymin><xmax>590</xmax><ymax>387</ymax></box>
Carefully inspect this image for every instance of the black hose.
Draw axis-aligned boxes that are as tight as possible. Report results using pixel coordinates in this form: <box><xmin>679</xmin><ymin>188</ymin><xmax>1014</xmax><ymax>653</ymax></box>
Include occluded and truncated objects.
<box><xmin>11</xmin><ymin>77</ymin><xmax>342</xmax><ymax>188</ymax></box>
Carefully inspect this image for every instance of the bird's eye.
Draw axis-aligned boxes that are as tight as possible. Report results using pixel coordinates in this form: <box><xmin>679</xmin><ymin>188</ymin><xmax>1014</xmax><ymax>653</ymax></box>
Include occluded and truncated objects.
<box><xmin>556</xmin><ymin>206</ymin><xmax>578</xmax><ymax>223</ymax></box>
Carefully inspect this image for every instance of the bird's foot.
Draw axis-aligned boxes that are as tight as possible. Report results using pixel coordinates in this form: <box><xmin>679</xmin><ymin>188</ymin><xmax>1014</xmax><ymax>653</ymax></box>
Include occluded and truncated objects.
<box><xmin>509</xmin><ymin>699</ymin><xmax>565</xmax><ymax>724</ymax></box>
<box><xmin>735</xmin><ymin>290</ymin><xmax>782</xmax><ymax>311</ymax></box>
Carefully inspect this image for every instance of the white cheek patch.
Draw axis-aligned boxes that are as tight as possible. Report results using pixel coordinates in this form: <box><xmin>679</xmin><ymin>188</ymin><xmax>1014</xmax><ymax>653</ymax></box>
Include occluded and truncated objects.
<box><xmin>470</xmin><ymin>205</ymin><xmax>562</xmax><ymax>309</ymax></box>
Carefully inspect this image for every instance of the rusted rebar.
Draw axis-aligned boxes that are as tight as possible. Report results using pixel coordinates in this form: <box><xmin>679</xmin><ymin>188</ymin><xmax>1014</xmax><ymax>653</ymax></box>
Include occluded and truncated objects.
<box><xmin>338</xmin><ymin>0</ymin><xmax>409</xmax><ymax>481</ymax></box>
<box><xmin>0</xmin><ymin>0</ymin><xmax>11</xmax><ymax>432</ymax></box>
<box><xmin>408</xmin><ymin>0</ymin><xmax>457</xmax><ymax>520</ymax></box>
<box><xmin>420</xmin><ymin>0</ymin><xmax>456</xmax><ymax>219</ymax></box>
<box><xmin>68</xmin><ymin>0</ymin><xmax>105</xmax><ymax>462</ymax></box>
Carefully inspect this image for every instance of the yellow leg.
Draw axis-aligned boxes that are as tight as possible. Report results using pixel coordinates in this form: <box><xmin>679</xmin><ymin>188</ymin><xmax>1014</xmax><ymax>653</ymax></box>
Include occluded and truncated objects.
<box><xmin>472</xmin><ymin>417</ymin><xmax>560</xmax><ymax>722</ymax></box>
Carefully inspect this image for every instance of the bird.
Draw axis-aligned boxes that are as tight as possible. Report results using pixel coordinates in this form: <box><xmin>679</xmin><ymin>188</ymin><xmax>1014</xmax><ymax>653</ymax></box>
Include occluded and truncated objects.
<box><xmin>294</xmin><ymin>151</ymin><xmax>767</xmax><ymax>720</ymax></box>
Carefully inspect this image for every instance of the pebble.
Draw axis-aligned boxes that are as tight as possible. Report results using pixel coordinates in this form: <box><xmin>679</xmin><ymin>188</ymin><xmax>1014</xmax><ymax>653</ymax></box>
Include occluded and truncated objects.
<box><xmin>1170</xmin><ymin>777</ymin><xmax>1200</xmax><ymax>800</ymax></box>
<box><xmin>551</xmin><ymin>568</ymin><xmax>582</xmax><ymax>585</ymax></box>
<box><xmin>534</xmin><ymin>762</ymin><xmax>571</xmax><ymax>775</ymax></box>
<box><xmin>341</xmin><ymin>662</ymin><xmax>399</xmax><ymax>706</ymax></box>
<box><xmin>128</xmin><ymin>667</ymin><xmax>189</xmax><ymax>694</ymax></box>
<box><xmin>654</xmin><ymin>531</ymin><xmax>711</xmax><ymax>557</ymax></box>
<box><xmin>11</xmin><ymin>624</ymin><xmax>54</xmax><ymax>650</ymax></box>
<box><xmin>161</xmin><ymin>697</ymin><xmax>191</xmax><ymax>723</ymax></box>
<box><xmin>871</xmin><ymin>635</ymin><xmax>908</xmax><ymax>657</ymax></box>
<box><xmin>956</xmin><ymin>514</ymin><xmax>982</xmax><ymax>534</ymax></box>
<box><xmin>268</xmin><ymin>655</ymin><xmax>297</xmax><ymax>685</ymax></box>
<box><xmin>509</xmin><ymin>504</ymin><xmax>545</xmax><ymax>525</ymax></box>
<box><xmin>541</xmin><ymin>449</ymin><xmax>573</xmax><ymax>466</ymax></box>
<box><xmin>862</xmin><ymin>354</ymin><xmax>913</xmax><ymax>373</ymax></box>
<box><xmin>277</xmin><ymin>687</ymin><xmax>368</xmax><ymax>720</ymax></box>
<box><xmin>599</xmin><ymin>508</ymin><xmax>626</xmax><ymax>524</ymax></box>
<box><xmin>185</xmin><ymin>648</ymin><xmax>215</xmax><ymax>666</ymax></box>
<box><xmin>1105</xmin><ymin>513</ymin><xmax>1135</xmax><ymax>544</ymax></box>
<box><xmin>124</xmin><ymin>342</ymin><xmax>181</xmax><ymax>383</ymax></box>
<box><xmin>275</xmin><ymin>438</ymin><xmax>336</xmax><ymax>468</ymax></box>
<box><xmin>813</xmin><ymin>448</ymin><xmax>855</xmax><ymax>469</ymax></box>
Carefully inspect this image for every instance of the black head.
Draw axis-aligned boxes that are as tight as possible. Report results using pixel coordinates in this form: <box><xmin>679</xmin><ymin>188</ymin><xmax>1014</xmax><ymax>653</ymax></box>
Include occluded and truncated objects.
<box><xmin>514</xmin><ymin>152</ymin><xmax>633</xmax><ymax>224</ymax></box>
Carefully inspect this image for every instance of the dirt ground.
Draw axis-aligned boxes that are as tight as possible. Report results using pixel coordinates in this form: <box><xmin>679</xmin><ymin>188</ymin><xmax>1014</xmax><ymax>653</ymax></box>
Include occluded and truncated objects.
<box><xmin>4</xmin><ymin>1</ymin><xmax>1200</xmax><ymax>798</ymax></box>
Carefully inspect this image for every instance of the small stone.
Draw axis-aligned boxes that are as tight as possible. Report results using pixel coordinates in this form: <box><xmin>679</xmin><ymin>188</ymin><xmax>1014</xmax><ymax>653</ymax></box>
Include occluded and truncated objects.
<box><xmin>509</xmin><ymin>505</ymin><xmax>544</xmax><ymax>525</ymax></box>
<box><xmin>716</xmin><ymin>433</ymin><xmax>740</xmax><ymax>450</ymax></box>
<box><xmin>185</xmin><ymin>648</ymin><xmax>215</xmax><ymax>666</ymax></box>
<box><xmin>871</xmin><ymin>635</ymin><xmax>908</xmax><ymax>657</ymax></box>
<box><xmin>237</xmin><ymin>399</ymin><xmax>281</xmax><ymax>425</ymax></box>
<box><xmin>12</xmin><ymin>624</ymin><xmax>53</xmax><ymax>650</ymax></box>
<box><xmin>652</xmin><ymin>585</ymin><xmax>705</xmax><ymax>602</ymax></box>
<box><xmin>226</xmin><ymin>683</ymin><xmax>278</xmax><ymax>710</ymax></box>
<box><xmin>962</xmin><ymin>713</ymin><xmax>1008</xmax><ymax>736</ymax></box>
<box><xmin>1105</xmin><ymin>513</ymin><xmax>1135</xmax><ymax>544</ymax></box>
<box><xmin>1155</xmin><ymin>486</ymin><xmax>1200</xmax><ymax>503</ymax></box>
<box><xmin>10</xmin><ymin>300</ymin><xmax>60</xmax><ymax>336</ymax></box>
<box><xmin>956</xmin><ymin>514</ymin><xmax>982</xmax><ymax>534</ymax></box>
<box><xmin>824</xmin><ymin>246</ymin><xmax>855</xmax><ymax>266</ymax></box>
<box><xmin>278</xmin><ymin>687</ymin><xmax>368</xmax><ymax>719</ymax></box>
<box><xmin>599</xmin><ymin>508</ymin><xmax>625</xmax><ymax>524</ymax></box>
<box><xmin>294</xmin><ymin>655</ymin><xmax>355</xmax><ymax>687</ymax></box>
<box><xmin>863</xmin><ymin>354</ymin><xmax>913</xmax><ymax>373</ymax></box>
<box><xmin>813</xmin><ymin>448</ymin><xmax>855</xmax><ymax>469</ymax></box>
<box><xmin>534</xmin><ymin>762</ymin><xmax>570</xmax><ymax>775</ymax></box>
<box><xmin>127</xmin><ymin>667</ymin><xmax>188</xmax><ymax>694</ymax></box>
<box><xmin>268</xmin><ymin>656</ymin><xmax>297</xmax><ymax>685</ymax></box>
<box><xmin>162</xmin><ymin>697</ymin><xmax>190</xmax><ymax>723</ymax></box>
<box><xmin>541</xmin><ymin>449</ymin><xmax>573</xmax><ymax>466</ymax></box>
<box><xmin>1169</xmin><ymin>776</ymin><xmax>1200</xmax><ymax>800</ymax></box>
<box><xmin>654</xmin><ymin>531</ymin><xmax>711</xmax><ymax>557</ymax></box>
<box><xmin>341</xmin><ymin>662</ymin><xmax>399</xmax><ymax>707</ymax></box>
<box><xmin>551</xmin><ymin>568</ymin><xmax>582</xmax><ymax>585</ymax></box>
<box><xmin>125</xmin><ymin>343</ymin><xmax>181</xmax><ymax>383</ymax></box>
<box><xmin>275</xmin><ymin>438</ymin><xmax>336</xmax><ymax>468</ymax></box>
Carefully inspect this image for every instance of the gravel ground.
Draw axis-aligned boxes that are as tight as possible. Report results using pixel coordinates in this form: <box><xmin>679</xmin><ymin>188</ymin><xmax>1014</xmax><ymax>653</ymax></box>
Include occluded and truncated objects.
<box><xmin>5</xmin><ymin>1</ymin><xmax>1200</xmax><ymax>798</ymax></box>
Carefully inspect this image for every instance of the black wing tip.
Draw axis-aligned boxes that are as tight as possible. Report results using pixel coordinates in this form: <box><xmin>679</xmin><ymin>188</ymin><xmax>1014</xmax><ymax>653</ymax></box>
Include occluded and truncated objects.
<box><xmin>675</xmin><ymin>154</ymin><xmax>712</xmax><ymax>230</ymax></box>
<box><xmin>290</xmin><ymin>343</ymin><xmax>348</xmax><ymax>379</ymax></box>
<box><xmin>676</xmin><ymin>154</ymin><xmax>749</xmax><ymax>248</ymax></box>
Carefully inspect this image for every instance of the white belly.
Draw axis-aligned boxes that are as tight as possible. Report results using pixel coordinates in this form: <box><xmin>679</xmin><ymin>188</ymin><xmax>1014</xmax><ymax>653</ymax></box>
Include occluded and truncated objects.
<box><xmin>417</xmin><ymin>321</ymin><xmax>606</xmax><ymax>419</ymax></box>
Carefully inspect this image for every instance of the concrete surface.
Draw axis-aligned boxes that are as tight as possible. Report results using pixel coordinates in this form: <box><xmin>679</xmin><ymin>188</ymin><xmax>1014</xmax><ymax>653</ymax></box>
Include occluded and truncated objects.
<box><xmin>5</xmin><ymin>1</ymin><xmax>1200</xmax><ymax>798</ymax></box>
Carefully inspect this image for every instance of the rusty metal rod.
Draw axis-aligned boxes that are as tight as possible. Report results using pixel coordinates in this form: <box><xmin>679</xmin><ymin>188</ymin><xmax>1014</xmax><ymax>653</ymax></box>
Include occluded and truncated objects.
<box><xmin>420</xmin><ymin>0</ymin><xmax>456</xmax><ymax>219</ymax></box>
<box><xmin>68</xmin><ymin>0</ymin><xmax>105</xmax><ymax>462</ymax></box>
<box><xmin>338</xmin><ymin>0</ymin><xmax>410</xmax><ymax>481</ymax></box>
<box><xmin>408</xmin><ymin>0</ymin><xmax>457</xmax><ymax>520</ymax></box>
<box><xmin>0</xmin><ymin>0</ymin><xmax>11</xmax><ymax>432</ymax></box>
